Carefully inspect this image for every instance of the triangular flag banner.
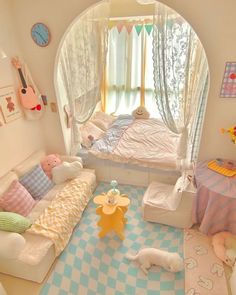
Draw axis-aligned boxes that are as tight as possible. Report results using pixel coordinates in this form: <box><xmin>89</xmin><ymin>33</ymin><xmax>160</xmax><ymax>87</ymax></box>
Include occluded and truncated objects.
<box><xmin>108</xmin><ymin>21</ymin><xmax>116</xmax><ymax>30</ymax></box>
<box><xmin>116</xmin><ymin>23</ymin><xmax>124</xmax><ymax>33</ymax></box>
<box><xmin>135</xmin><ymin>24</ymin><xmax>143</xmax><ymax>36</ymax></box>
<box><xmin>125</xmin><ymin>23</ymin><xmax>133</xmax><ymax>34</ymax></box>
<box><xmin>145</xmin><ymin>24</ymin><xmax>153</xmax><ymax>35</ymax></box>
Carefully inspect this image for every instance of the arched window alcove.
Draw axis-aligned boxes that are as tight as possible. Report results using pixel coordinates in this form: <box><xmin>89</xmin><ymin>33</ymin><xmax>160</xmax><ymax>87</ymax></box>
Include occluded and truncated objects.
<box><xmin>54</xmin><ymin>0</ymin><xmax>209</xmax><ymax>165</ymax></box>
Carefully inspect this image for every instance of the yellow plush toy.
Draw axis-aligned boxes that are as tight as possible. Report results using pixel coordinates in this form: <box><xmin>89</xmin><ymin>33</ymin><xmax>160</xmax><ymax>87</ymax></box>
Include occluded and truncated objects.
<box><xmin>221</xmin><ymin>126</ymin><xmax>236</xmax><ymax>144</ymax></box>
<box><xmin>132</xmin><ymin>106</ymin><xmax>150</xmax><ymax>119</ymax></box>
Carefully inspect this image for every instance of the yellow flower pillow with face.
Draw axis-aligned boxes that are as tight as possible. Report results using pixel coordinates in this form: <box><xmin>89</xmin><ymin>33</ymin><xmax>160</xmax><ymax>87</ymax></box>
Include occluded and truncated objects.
<box><xmin>132</xmin><ymin>106</ymin><xmax>150</xmax><ymax>119</ymax></box>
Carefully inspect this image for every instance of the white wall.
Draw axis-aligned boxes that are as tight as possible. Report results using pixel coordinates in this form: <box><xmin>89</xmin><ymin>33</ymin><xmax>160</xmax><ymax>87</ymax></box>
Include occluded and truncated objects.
<box><xmin>0</xmin><ymin>0</ymin><xmax>45</xmax><ymax>177</ymax></box>
<box><xmin>11</xmin><ymin>0</ymin><xmax>236</xmax><ymax>161</ymax></box>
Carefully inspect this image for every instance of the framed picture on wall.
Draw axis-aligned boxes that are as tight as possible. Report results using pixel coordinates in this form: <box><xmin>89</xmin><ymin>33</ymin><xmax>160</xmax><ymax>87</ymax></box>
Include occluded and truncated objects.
<box><xmin>220</xmin><ymin>62</ymin><xmax>236</xmax><ymax>97</ymax></box>
<box><xmin>0</xmin><ymin>86</ymin><xmax>21</xmax><ymax>123</ymax></box>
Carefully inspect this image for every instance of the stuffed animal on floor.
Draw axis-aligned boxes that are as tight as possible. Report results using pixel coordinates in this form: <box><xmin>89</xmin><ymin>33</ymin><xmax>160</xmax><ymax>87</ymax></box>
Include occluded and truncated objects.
<box><xmin>41</xmin><ymin>154</ymin><xmax>62</xmax><ymax>179</ymax></box>
<box><xmin>212</xmin><ymin>231</ymin><xmax>236</xmax><ymax>267</ymax></box>
<box><xmin>125</xmin><ymin>248</ymin><xmax>183</xmax><ymax>274</ymax></box>
<box><xmin>132</xmin><ymin>106</ymin><xmax>150</xmax><ymax>119</ymax></box>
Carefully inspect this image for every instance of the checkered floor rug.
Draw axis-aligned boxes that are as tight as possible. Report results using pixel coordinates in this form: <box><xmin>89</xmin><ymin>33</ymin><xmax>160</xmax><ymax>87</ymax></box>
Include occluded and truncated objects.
<box><xmin>40</xmin><ymin>182</ymin><xmax>184</xmax><ymax>295</ymax></box>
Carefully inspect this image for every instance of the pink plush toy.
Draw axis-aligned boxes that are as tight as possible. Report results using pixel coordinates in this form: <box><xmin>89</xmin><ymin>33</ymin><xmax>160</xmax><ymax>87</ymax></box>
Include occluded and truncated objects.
<box><xmin>41</xmin><ymin>154</ymin><xmax>62</xmax><ymax>179</ymax></box>
<box><xmin>212</xmin><ymin>231</ymin><xmax>236</xmax><ymax>266</ymax></box>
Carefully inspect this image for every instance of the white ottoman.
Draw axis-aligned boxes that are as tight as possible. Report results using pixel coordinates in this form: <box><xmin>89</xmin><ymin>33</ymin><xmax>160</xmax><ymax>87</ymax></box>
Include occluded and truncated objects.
<box><xmin>142</xmin><ymin>178</ymin><xmax>196</xmax><ymax>229</ymax></box>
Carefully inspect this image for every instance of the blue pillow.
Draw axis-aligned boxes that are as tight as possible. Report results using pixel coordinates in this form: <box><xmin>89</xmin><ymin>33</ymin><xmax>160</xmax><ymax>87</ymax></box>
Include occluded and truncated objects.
<box><xmin>20</xmin><ymin>164</ymin><xmax>54</xmax><ymax>200</ymax></box>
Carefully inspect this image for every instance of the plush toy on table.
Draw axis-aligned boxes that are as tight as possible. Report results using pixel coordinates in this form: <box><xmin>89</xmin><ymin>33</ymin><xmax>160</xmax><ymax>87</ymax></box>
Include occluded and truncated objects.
<box><xmin>132</xmin><ymin>106</ymin><xmax>150</xmax><ymax>119</ymax></box>
<box><xmin>41</xmin><ymin>154</ymin><xmax>83</xmax><ymax>184</ymax></box>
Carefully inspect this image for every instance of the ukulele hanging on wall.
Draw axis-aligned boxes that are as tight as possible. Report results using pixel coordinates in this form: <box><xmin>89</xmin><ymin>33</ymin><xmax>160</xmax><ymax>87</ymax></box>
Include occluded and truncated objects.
<box><xmin>11</xmin><ymin>57</ymin><xmax>41</xmax><ymax>111</ymax></box>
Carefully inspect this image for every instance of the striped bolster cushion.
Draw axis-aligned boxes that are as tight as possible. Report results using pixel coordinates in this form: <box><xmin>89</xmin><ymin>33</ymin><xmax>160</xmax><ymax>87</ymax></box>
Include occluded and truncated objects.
<box><xmin>0</xmin><ymin>212</ymin><xmax>32</xmax><ymax>233</ymax></box>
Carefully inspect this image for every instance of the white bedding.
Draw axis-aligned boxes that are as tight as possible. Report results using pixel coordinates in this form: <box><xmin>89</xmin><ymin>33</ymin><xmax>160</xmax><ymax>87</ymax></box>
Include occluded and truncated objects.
<box><xmin>89</xmin><ymin>116</ymin><xmax>180</xmax><ymax>170</ymax></box>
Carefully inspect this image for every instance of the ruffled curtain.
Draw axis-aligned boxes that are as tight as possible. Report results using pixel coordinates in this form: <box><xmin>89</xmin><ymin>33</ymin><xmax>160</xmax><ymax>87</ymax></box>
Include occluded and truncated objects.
<box><xmin>153</xmin><ymin>3</ymin><xmax>208</xmax><ymax>162</ymax></box>
<box><xmin>56</xmin><ymin>1</ymin><xmax>109</xmax><ymax>154</ymax></box>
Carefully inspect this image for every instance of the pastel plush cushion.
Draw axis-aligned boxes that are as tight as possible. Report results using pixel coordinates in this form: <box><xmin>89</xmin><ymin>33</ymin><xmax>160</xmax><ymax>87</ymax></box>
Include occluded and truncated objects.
<box><xmin>0</xmin><ymin>230</ymin><xmax>26</xmax><ymax>259</ymax></box>
<box><xmin>0</xmin><ymin>171</ymin><xmax>18</xmax><ymax>211</ymax></box>
<box><xmin>20</xmin><ymin>164</ymin><xmax>54</xmax><ymax>200</ymax></box>
<box><xmin>0</xmin><ymin>180</ymin><xmax>35</xmax><ymax>216</ymax></box>
<box><xmin>13</xmin><ymin>150</ymin><xmax>46</xmax><ymax>177</ymax></box>
<box><xmin>80</xmin><ymin>121</ymin><xmax>105</xmax><ymax>148</ymax></box>
<box><xmin>52</xmin><ymin>161</ymin><xmax>83</xmax><ymax>184</ymax></box>
<box><xmin>0</xmin><ymin>212</ymin><xmax>31</xmax><ymax>233</ymax></box>
<box><xmin>0</xmin><ymin>171</ymin><xmax>18</xmax><ymax>196</ymax></box>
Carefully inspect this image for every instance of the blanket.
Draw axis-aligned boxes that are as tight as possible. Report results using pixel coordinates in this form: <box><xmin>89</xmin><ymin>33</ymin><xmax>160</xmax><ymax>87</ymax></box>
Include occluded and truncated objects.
<box><xmin>90</xmin><ymin>116</ymin><xmax>180</xmax><ymax>170</ymax></box>
<box><xmin>27</xmin><ymin>179</ymin><xmax>92</xmax><ymax>256</ymax></box>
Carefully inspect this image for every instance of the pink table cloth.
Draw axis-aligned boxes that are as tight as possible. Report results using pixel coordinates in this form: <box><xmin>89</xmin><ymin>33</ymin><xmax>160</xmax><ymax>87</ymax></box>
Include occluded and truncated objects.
<box><xmin>193</xmin><ymin>160</ymin><xmax>236</xmax><ymax>235</ymax></box>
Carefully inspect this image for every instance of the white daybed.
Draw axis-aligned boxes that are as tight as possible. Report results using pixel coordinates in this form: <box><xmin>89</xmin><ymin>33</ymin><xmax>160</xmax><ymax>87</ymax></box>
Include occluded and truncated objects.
<box><xmin>79</xmin><ymin>113</ymin><xmax>181</xmax><ymax>186</ymax></box>
<box><xmin>0</xmin><ymin>150</ymin><xmax>96</xmax><ymax>283</ymax></box>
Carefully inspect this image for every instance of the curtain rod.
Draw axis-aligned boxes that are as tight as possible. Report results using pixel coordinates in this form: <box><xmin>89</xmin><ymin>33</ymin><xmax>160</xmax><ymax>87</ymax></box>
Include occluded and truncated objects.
<box><xmin>109</xmin><ymin>15</ymin><xmax>153</xmax><ymax>21</ymax></box>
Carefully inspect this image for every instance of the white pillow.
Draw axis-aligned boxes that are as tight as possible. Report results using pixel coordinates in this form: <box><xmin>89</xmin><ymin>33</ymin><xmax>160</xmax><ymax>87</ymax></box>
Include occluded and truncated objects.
<box><xmin>52</xmin><ymin>161</ymin><xmax>83</xmax><ymax>184</ymax></box>
<box><xmin>0</xmin><ymin>230</ymin><xmax>25</xmax><ymax>259</ymax></box>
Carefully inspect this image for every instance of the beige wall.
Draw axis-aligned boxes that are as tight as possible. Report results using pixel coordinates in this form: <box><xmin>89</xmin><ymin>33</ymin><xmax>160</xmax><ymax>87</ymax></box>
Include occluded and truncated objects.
<box><xmin>0</xmin><ymin>0</ymin><xmax>45</xmax><ymax>177</ymax></box>
<box><xmin>10</xmin><ymin>0</ymin><xmax>236</xmax><ymax>161</ymax></box>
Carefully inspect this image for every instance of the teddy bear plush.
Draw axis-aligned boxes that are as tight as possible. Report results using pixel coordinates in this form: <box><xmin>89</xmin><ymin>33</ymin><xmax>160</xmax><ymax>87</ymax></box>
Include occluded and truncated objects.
<box><xmin>40</xmin><ymin>154</ymin><xmax>62</xmax><ymax>179</ymax></box>
<box><xmin>132</xmin><ymin>106</ymin><xmax>150</xmax><ymax>119</ymax></box>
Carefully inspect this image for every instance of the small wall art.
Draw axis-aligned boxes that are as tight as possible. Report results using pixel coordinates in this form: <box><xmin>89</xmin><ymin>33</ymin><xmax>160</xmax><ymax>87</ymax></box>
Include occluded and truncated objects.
<box><xmin>220</xmin><ymin>62</ymin><xmax>236</xmax><ymax>97</ymax></box>
<box><xmin>0</xmin><ymin>86</ymin><xmax>21</xmax><ymax>123</ymax></box>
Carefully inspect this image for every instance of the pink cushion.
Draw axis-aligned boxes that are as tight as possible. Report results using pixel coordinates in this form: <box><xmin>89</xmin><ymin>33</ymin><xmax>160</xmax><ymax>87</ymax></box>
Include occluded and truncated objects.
<box><xmin>0</xmin><ymin>180</ymin><xmax>35</xmax><ymax>216</ymax></box>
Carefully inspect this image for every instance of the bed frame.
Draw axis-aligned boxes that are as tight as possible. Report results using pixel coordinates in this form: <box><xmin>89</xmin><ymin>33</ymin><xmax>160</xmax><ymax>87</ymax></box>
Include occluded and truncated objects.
<box><xmin>80</xmin><ymin>151</ymin><xmax>180</xmax><ymax>187</ymax></box>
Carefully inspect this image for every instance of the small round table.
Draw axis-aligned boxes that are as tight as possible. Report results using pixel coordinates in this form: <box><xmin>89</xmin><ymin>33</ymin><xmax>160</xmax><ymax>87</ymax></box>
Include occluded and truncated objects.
<box><xmin>193</xmin><ymin>160</ymin><xmax>236</xmax><ymax>235</ymax></box>
<box><xmin>93</xmin><ymin>192</ymin><xmax>130</xmax><ymax>240</ymax></box>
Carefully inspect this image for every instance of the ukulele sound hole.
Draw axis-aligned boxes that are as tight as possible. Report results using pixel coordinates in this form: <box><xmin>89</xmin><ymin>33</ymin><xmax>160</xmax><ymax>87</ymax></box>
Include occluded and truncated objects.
<box><xmin>21</xmin><ymin>89</ymin><xmax>26</xmax><ymax>94</ymax></box>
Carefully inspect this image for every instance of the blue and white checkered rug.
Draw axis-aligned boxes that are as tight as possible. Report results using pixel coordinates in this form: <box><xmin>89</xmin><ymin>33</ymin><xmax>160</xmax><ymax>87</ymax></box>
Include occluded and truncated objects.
<box><xmin>40</xmin><ymin>182</ymin><xmax>184</xmax><ymax>295</ymax></box>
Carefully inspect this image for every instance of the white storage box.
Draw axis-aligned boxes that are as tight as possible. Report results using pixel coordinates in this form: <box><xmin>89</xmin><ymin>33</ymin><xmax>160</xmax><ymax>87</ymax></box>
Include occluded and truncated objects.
<box><xmin>142</xmin><ymin>178</ymin><xmax>196</xmax><ymax>229</ymax></box>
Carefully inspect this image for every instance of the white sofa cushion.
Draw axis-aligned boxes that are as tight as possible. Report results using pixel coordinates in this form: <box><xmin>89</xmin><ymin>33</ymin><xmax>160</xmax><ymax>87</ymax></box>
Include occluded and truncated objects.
<box><xmin>0</xmin><ymin>230</ymin><xmax>26</xmax><ymax>259</ymax></box>
<box><xmin>13</xmin><ymin>150</ymin><xmax>46</xmax><ymax>177</ymax></box>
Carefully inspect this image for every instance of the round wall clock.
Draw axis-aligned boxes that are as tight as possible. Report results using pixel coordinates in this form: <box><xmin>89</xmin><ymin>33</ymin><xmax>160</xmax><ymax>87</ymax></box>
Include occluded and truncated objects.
<box><xmin>31</xmin><ymin>23</ymin><xmax>51</xmax><ymax>47</ymax></box>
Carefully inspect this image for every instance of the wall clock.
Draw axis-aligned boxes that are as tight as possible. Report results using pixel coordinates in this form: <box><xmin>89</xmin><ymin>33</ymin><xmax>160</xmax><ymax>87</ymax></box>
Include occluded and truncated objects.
<box><xmin>31</xmin><ymin>23</ymin><xmax>51</xmax><ymax>47</ymax></box>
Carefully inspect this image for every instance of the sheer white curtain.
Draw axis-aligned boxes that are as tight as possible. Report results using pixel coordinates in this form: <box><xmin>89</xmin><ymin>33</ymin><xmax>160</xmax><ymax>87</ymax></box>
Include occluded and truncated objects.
<box><xmin>153</xmin><ymin>2</ymin><xmax>208</xmax><ymax>161</ymax></box>
<box><xmin>56</xmin><ymin>1</ymin><xmax>109</xmax><ymax>154</ymax></box>
<box><xmin>106</xmin><ymin>24</ymin><xmax>160</xmax><ymax>117</ymax></box>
